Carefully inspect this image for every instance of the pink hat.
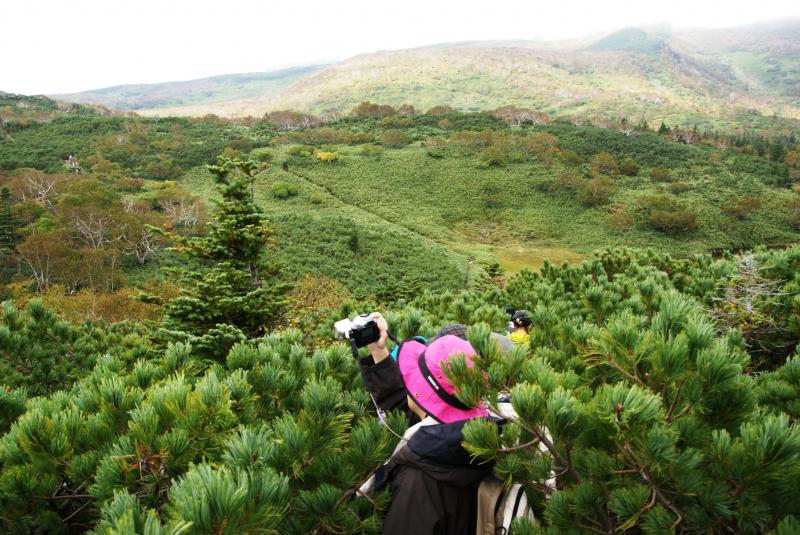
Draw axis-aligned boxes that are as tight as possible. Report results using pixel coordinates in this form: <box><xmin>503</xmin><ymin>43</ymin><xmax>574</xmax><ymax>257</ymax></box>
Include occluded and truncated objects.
<box><xmin>397</xmin><ymin>335</ymin><xmax>489</xmax><ymax>423</ymax></box>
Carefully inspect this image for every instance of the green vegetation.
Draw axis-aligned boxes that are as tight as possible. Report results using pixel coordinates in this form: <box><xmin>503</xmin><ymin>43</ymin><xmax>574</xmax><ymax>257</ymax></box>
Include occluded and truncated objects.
<box><xmin>1</xmin><ymin>105</ymin><xmax>798</xmax><ymax>313</ymax></box>
<box><xmin>157</xmin><ymin>159</ymin><xmax>290</xmax><ymax>357</ymax></box>
<box><xmin>0</xmin><ymin>102</ymin><xmax>799</xmax><ymax>530</ymax></box>
<box><xmin>589</xmin><ymin>27</ymin><xmax>665</xmax><ymax>54</ymax></box>
<box><xmin>0</xmin><ymin>22</ymin><xmax>798</xmax><ymax>533</ymax></box>
<box><xmin>0</xmin><ymin>114</ymin><xmax>266</xmax><ymax>174</ymax></box>
<box><xmin>0</xmin><ymin>92</ymin><xmax>103</xmax><ymax>123</ymax></box>
<box><xmin>445</xmin><ymin>247</ymin><xmax>800</xmax><ymax>533</ymax></box>
<box><xmin>725</xmin><ymin>50</ymin><xmax>800</xmax><ymax>101</ymax></box>
<box><xmin>0</xmin><ymin>243</ymin><xmax>799</xmax><ymax>532</ymax></box>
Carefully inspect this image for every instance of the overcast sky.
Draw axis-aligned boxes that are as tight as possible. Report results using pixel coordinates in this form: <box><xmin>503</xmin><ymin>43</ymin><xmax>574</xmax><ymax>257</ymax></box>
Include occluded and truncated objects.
<box><xmin>1</xmin><ymin>0</ymin><xmax>798</xmax><ymax>95</ymax></box>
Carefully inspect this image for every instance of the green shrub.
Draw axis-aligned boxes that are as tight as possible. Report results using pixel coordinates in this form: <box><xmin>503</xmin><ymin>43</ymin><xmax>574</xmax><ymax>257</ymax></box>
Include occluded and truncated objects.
<box><xmin>142</xmin><ymin>155</ymin><xmax>181</xmax><ymax>180</ymax></box>
<box><xmin>578</xmin><ymin>177</ymin><xmax>615</xmax><ymax>206</ymax></box>
<box><xmin>722</xmin><ymin>195</ymin><xmax>762</xmax><ymax>219</ymax></box>
<box><xmin>591</xmin><ymin>151</ymin><xmax>618</xmax><ymax>175</ymax></box>
<box><xmin>477</xmin><ymin>143</ymin><xmax>509</xmax><ymax>167</ymax></box>
<box><xmin>558</xmin><ymin>149</ymin><xmax>581</xmax><ymax>165</ymax></box>
<box><xmin>377</xmin><ymin>116</ymin><xmax>414</xmax><ymax>128</ymax></box>
<box><xmin>640</xmin><ymin>194</ymin><xmax>698</xmax><ymax>234</ymax></box>
<box><xmin>381</xmin><ymin>129</ymin><xmax>412</xmax><ymax>148</ymax></box>
<box><xmin>251</xmin><ymin>147</ymin><xmax>274</xmax><ymax>162</ymax></box>
<box><xmin>786</xmin><ymin>197</ymin><xmax>800</xmax><ymax>229</ymax></box>
<box><xmin>271</xmin><ymin>180</ymin><xmax>299</xmax><ymax>199</ymax></box>
<box><xmin>359</xmin><ymin>144</ymin><xmax>383</xmax><ymax>158</ymax></box>
<box><xmin>286</xmin><ymin>145</ymin><xmax>315</xmax><ymax>157</ymax></box>
<box><xmin>557</xmin><ymin>170</ymin><xmax>583</xmax><ymax>190</ymax></box>
<box><xmin>618</xmin><ymin>157</ymin><xmax>640</xmax><ymax>176</ymax></box>
<box><xmin>667</xmin><ymin>181</ymin><xmax>690</xmax><ymax>194</ymax></box>
<box><xmin>275</xmin><ymin>128</ymin><xmax>373</xmax><ymax>146</ymax></box>
<box><xmin>650</xmin><ymin>166</ymin><xmax>672</xmax><ymax>182</ymax></box>
<box><xmin>425</xmin><ymin>137</ymin><xmax>448</xmax><ymax>158</ymax></box>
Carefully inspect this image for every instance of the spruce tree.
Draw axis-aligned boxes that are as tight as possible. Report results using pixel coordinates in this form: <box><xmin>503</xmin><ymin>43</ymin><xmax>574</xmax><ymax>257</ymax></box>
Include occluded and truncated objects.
<box><xmin>0</xmin><ymin>186</ymin><xmax>16</xmax><ymax>276</ymax></box>
<box><xmin>0</xmin><ymin>187</ymin><xmax>15</xmax><ymax>252</ymax></box>
<box><xmin>159</xmin><ymin>157</ymin><xmax>289</xmax><ymax>358</ymax></box>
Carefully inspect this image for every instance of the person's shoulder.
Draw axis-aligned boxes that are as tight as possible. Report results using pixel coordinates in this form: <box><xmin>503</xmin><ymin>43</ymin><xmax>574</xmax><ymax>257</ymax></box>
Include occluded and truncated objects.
<box><xmin>508</xmin><ymin>331</ymin><xmax>530</xmax><ymax>345</ymax></box>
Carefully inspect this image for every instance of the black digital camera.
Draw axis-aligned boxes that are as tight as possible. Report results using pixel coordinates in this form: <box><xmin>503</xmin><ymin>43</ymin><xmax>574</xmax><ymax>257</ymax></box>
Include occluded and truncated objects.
<box><xmin>333</xmin><ymin>314</ymin><xmax>381</xmax><ymax>348</ymax></box>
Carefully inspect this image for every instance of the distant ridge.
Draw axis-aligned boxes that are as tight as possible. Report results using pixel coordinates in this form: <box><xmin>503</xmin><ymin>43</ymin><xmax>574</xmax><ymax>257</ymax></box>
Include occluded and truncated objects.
<box><xmin>588</xmin><ymin>27</ymin><xmax>666</xmax><ymax>54</ymax></box>
<box><xmin>51</xmin><ymin>65</ymin><xmax>324</xmax><ymax>111</ymax></box>
<box><xmin>47</xmin><ymin>21</ymin><xmax>800</xmax><ymax>134</ymax></box>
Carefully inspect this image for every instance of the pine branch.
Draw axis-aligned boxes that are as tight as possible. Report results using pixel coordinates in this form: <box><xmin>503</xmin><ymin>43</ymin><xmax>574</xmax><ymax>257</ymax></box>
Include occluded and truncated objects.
<box><xmin>589</xmin><ymin>350</ymin><xmax>647</xmax><ymax>388</ymax></box>
<box><xmin>620</xmin><ymin>440</ymin><xmax>684</xmax><ymax>529</ymax></box>
<box><xmin>33</xmin><ymin>494</ymin><xmax>93</xmax><ymax>500</ymax></box>
<box><xmin>498</xmin><ymin>435</ymin><xmax>542</xmax><ymax>453</ymax></box>
<box><xmin>527</xmin><ymin>426</ymin><xmax>614</xmax><ymax>533</ymax></box>
<box><xmin>665</xmin><ymin>378</ymin><xmax>686</xmax><ymax>422</ymax></box>
<box><xmin>669</xmin><ymin>404</ymin><xmax>693</xmax><ymax>423</ymax></box>
<box><xmin>62</xmin><ymin>498</ymin><xmax>93</xmax><ymax>522</ymax></box>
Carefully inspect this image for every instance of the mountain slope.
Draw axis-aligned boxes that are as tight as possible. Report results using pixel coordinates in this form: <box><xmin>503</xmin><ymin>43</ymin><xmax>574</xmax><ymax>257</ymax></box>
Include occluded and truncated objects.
<box><xmin>671</xmin><ymin>20</ymin><xmax>800</xmax><ymax>103</ymax></box>
<box><xmin>589</xmin><ymin>27</ymin><xmax>666</xmax><ymax>54</ymax></box>
<box><xmin>0</xmin><ymin>92</ymin><xmax>108</xmax><ymax>123</ymax></box>
<box><xmin>51</xmin><ymin>65</ymin><xmax>324</xmax><ymax>111</ymax></box>
<box><xmin>52</xmin><ymin>21</ymin><xmax>800</xmax><ymax>134</ymax></box>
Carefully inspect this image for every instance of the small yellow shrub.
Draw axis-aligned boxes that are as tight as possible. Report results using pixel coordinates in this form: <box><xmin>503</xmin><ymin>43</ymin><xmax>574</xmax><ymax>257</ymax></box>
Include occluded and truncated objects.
<box><xmin>315</xmin><ymin>151</ymin><xmax>338</xmax><ymax>163</ymax></box>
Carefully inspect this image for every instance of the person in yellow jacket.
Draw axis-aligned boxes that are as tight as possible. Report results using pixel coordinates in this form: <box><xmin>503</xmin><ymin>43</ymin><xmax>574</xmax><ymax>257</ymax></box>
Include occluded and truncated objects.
<box><xmin>508</xmin><ymin>310</ymin><xmax>532</xmax><ymax>346</ymax></box>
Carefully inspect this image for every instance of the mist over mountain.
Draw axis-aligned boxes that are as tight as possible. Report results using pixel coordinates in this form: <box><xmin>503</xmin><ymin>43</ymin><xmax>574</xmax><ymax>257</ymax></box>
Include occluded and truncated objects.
<box><xmin>50</xmin><ymin>66</ymin><xmax>322</xmax><ymax>113</ymax></box>
<box><xmin>46</xmin><ymin>20</ymin><xmax>800</xmax><ymax>133</ymax></box>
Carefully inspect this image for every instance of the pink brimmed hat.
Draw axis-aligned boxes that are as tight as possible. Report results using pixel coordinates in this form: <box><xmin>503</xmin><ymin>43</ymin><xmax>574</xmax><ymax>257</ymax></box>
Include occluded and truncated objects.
<box><xmin>397</xmin><ymin>335</ymin><xmax>489</xmax><ymax>423</ymax></box>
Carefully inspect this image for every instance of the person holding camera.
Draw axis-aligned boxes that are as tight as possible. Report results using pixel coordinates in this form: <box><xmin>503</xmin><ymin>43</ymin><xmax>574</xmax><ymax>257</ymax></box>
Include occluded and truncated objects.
<box><xmin>353</xmin><ymin>313</ymin><xmax>494</xmax><ymax>535</ymax></box>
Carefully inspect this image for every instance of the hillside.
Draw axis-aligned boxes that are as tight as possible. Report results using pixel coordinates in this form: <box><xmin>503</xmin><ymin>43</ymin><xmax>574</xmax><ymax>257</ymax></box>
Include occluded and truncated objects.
<box><xmin>2</xmin><ymin>109</ymin><xmax>798</xmax><ymax>308</ymax></box>
<box><xmin>51</xmin><ymin>65</ymin><xmax>323</xmax><ymax>112</ymax></box>
<box><xmin>239</xmin><ymin>20</ymin><xmax>800</xmax><ymax>133</ymax></box>
<box><xmin>1</xmin><ymin>107</ymin><xmax>799</xmax><ymax>534</ymax></box>
<box><xmin>0</xmin><ymin>91</ymin><xmax>108</xmax><ymax>123</ymax></box>
<box><xmin>50</xmin><ymin>21</ymin><xmax>800</xmax><ymax>136</ymax></box>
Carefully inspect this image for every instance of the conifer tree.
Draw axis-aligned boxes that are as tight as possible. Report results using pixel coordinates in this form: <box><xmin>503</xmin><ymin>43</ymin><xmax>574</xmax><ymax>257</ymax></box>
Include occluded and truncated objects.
<box><xmin>159</xmin><ymin>157</ymin><xmax>289</xmax><ymax>357</ymax></box>
<box><xmin>0</xmin><ymin>186</ymin><xmax>16</xmax><ymax>276</ymax></box>
<box><xmin>0</xmin><ymin>187</ymin><xmax>15</xmax><ymax>252</ymax></box>
<box><xmin>479</xmin><ymin>261</ymin><xmax>506</xmax><ymax>289</ymax></box>
<box><xmin>437</xmin><ymin>249</ymin><xmax>800</xmax><ymax>533</ymax></box>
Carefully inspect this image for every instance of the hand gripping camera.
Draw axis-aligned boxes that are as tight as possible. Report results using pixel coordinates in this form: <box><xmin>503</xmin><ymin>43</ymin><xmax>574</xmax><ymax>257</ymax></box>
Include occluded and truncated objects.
<box><xmin>334</xmin><ymin>314</ymin><xmax>382</xmax><ymax>358</ymax></box>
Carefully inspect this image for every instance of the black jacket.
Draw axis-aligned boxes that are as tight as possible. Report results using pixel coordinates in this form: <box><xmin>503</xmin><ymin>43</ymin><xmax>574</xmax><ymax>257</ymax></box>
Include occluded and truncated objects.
<box><xmin>359</xmin><ymin>354</ymin><xmax>417</xmax><ymax>423</ymax></box>
<box><xmin>360</xmin><ymin>355</ymin><xmax>493</xmax><ymax>535</ymax></box>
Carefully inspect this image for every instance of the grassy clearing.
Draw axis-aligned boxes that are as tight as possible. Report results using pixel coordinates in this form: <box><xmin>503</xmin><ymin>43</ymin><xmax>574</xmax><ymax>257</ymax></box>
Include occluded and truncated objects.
<box><xmin>180</xmin><ymin>129</ymin><xmax>798</xmax><ymax>287</ymax></box>
<box><xmin>492</xmin><ymin>244</ymin><xmax>586</xmax><ymax>273</ymax></box>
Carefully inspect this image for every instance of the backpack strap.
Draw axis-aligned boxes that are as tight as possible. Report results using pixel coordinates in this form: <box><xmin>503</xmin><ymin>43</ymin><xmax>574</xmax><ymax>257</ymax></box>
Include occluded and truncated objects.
<box><xmin>500</xmin><ymin>484</ymin><xmax>534</xmax><ymax>533</ymax></box>
<box><xmin>390</xmin><ymin>335</ymin><xmax>427</xmax><ymax>360</ymax></box>
<box><xmin>475</xmin><ymin>476</ymin><xmax>504</xmax><ymax>535</ymax></box>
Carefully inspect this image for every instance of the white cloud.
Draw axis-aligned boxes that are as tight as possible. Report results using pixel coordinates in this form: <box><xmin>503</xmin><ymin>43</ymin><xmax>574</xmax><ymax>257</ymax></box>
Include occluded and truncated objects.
<box><xmin>1</xmin><ymin>0</ymin><xmax>798</xmax><ymax>95</ymax></box>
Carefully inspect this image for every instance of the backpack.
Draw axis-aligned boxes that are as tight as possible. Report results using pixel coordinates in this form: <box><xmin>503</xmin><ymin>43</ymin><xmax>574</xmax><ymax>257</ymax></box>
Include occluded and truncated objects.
<box><xmin>390</xmin><ymin>335</ymin><xmax>427</xmax><ymax>360</ymax></box>
<box><xmin>476</xmin><ymin>476</ymin><xmax>536</xmax><ymax>535</ymax></box>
